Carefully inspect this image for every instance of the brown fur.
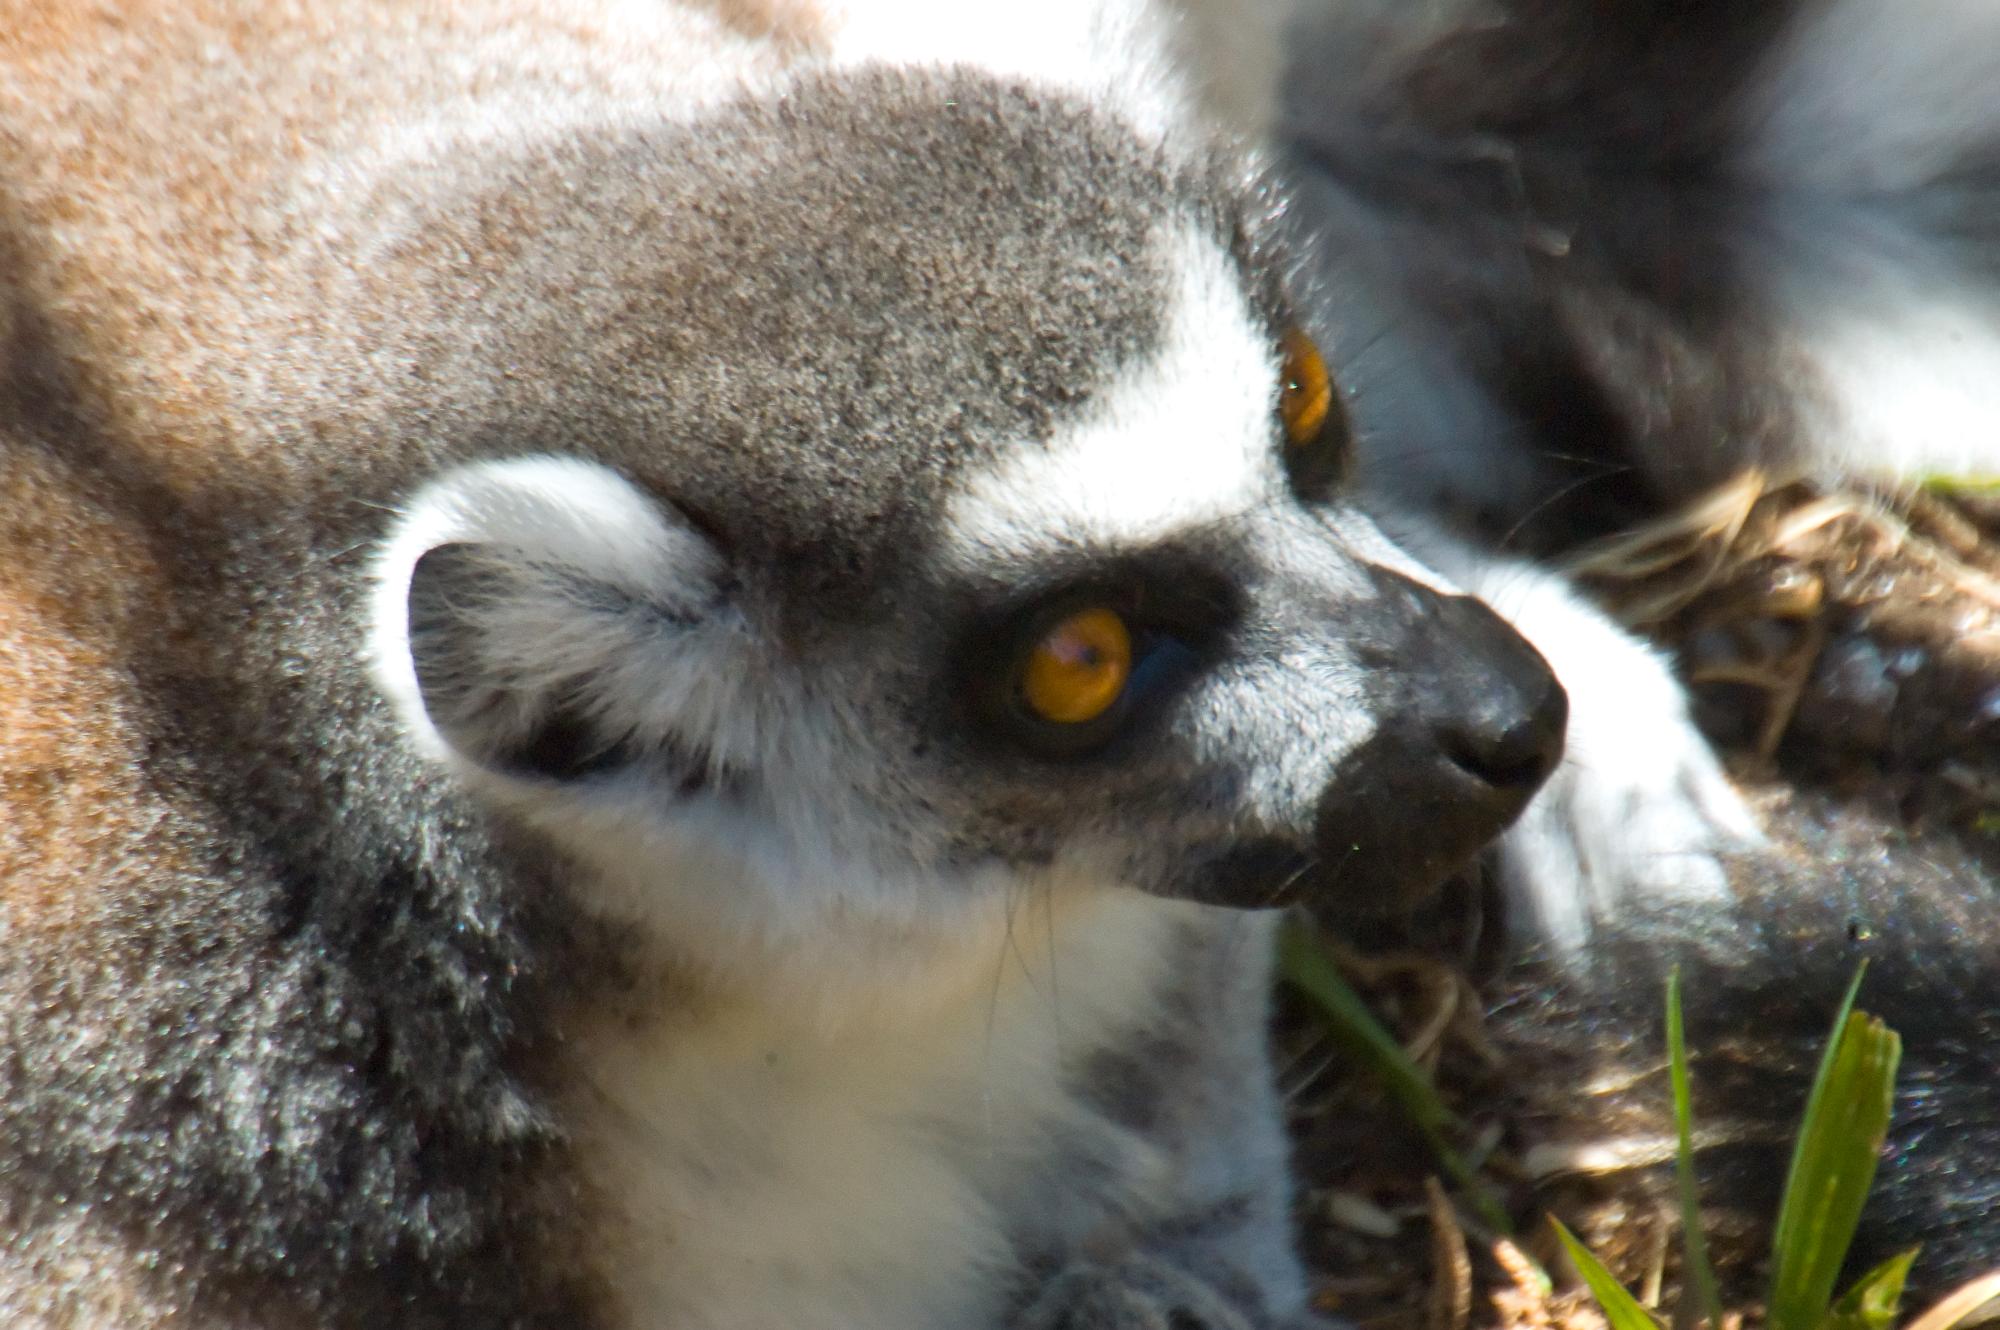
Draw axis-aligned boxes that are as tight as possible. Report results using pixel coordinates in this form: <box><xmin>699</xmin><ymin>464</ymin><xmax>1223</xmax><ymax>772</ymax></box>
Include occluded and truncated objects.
<box><xmin>0</xmin><ymin>6</ymin><xmax>826</xmax><ymax>1323</ymax></box>
<box><xmin>0</xmin><ymin>0</ymin><xmax>820</xmax><ymax>884</ymax></box>
<box><xmin>0</xmin><ymin>1</ymin><xmax>815</xmax><ymax>492</ymax></box>
<box><xmin>0</xmin><ymin>451</ymin><xmax>180</xmax><ymax>924</ymax></box>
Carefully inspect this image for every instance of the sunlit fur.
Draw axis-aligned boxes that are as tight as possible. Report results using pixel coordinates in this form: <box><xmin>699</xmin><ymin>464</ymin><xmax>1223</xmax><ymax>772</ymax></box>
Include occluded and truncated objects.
<box><xmin>0</xmin><ymin>3</ymin><xmax>1381</xmax><ymax>1325</ymax></box>
<box><xmin>0</xmin><ymin>0</ymin><xmax>1876</xmax><ymax>1325</ymax></box>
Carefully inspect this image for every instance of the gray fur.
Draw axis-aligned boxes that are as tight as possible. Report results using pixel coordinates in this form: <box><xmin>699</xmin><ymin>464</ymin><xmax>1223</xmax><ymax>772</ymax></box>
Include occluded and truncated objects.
<box><xmin>317</xmin><ymin>69</ymin><xmax>1223</xmax><ymax>592</ymax></box>
<box><xmin>1</xmin><ymin>43</ymin><xmax>1560</xmax><ymax>1325</ymax></box>
<box><xmin>1489</xmin><ymin>789</ymin><xmax>2000</xmax><ymax>1300</ymax></box>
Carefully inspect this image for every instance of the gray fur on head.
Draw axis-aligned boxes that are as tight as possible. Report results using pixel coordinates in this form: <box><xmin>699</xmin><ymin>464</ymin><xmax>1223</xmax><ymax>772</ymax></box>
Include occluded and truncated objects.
<box><xmin>360</xmin><ymin>67</ymin><xmax>1550</xmax><ymax>980</ymax></box>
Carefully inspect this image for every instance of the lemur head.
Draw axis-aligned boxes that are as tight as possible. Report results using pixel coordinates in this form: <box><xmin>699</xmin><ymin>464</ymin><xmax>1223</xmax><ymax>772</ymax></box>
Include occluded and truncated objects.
<box><xmin>366</xmin><ymin>68</ymin><xmax>1566</xmax><ymax>964</ymax></box>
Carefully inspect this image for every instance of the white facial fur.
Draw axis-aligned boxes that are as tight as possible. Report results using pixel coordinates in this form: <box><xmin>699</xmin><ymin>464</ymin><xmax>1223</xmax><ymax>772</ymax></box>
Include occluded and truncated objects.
<box><xmin>943</xmin><ymin>228</ymin><xmax>1283</xmax><ymax>560</ymax></box>
<box><xmin>365</xmin><ymin>212</ymin><xmax>1485</xmax><ymax>990</ymax></box>
<box><xmin>369</xmin><ymin>455</ymin><xmax>1023</xmax><ymax>1001</ymax></box>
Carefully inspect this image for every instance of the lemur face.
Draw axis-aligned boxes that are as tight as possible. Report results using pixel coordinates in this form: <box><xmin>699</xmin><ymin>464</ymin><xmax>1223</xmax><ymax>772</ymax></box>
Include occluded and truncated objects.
<box><xmin>370</xmin><ymin>69</ymin><xmax>1566</xmax><ymax>954</ymax></box>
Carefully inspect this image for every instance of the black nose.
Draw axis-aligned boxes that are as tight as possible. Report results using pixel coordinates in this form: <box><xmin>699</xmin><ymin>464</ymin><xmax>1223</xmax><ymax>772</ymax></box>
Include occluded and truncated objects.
<box><xmin>1313</xmin><ymin>567</ymin><xmax>1567</xmax><ymax>904</ymax></box>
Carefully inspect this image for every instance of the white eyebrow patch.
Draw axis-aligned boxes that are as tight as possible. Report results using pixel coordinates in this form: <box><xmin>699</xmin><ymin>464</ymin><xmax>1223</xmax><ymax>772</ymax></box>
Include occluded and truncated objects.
<box><xmin>941</xmin><ymin>227</ymin><xmax>1280</xmax><ymax>566</ymax></box>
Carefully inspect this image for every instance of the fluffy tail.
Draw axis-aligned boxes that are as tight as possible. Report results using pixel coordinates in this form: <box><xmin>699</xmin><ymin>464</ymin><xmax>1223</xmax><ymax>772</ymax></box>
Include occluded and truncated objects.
<box><xmin>1488</xmin><ymin>787</ymin><xmax>2000</xmax><ymax>1302</ymax></box>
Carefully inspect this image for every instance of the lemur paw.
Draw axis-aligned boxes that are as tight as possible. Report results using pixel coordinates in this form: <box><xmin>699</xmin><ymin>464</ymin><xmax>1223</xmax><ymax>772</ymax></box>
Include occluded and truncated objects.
<box><xmin>1016</xmin><ymin>1256</ymin><xmax>1259</xmax><ymax>1330</ymax></box>
<box><xmin>1453</xmin><ymin>559</ymin><xmax>1762</xmax><ymax>953</ymax></box>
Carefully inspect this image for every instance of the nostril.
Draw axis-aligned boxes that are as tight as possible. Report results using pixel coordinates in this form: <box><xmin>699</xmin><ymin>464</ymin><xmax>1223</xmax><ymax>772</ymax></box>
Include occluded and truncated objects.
<box><xmin>1308</xmin><ymin>570</ymin><xmax>1574</xmax><ymax>907</ymax></box>
<box><xmin>1438</xmin><ymin>677</ymin><xmax>1568</xmax><ymax>792</ymax></box>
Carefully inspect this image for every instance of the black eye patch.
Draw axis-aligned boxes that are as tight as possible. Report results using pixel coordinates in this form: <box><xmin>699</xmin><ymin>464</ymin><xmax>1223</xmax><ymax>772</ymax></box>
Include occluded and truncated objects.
<box><xmin>948</xmin><ymin>544</ymin><xmax>1245</xmax><ymax>762</ymax></box>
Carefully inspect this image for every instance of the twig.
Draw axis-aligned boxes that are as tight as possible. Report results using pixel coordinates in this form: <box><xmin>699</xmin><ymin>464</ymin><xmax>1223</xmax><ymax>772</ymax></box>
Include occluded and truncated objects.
<box><xmin>1903</xmin><ymin>1270</ymin><xmax>2000</xmax><ymax>1330</ymax></box>
<box><xmin>1426</xmin><ymin>1177</ymin><xmax>1474</xmax><ymax>1330</ymax></box>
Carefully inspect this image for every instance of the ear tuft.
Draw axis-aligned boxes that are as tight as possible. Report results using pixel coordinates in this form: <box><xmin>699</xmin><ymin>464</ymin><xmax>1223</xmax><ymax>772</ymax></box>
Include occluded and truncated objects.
<box><xmin>369</xmin><ymin>457</ymin><xmax>730</xmax><ymax>781</ymax></box>
<box><xmin>488</xmin><ymin>699</ymin><xmax>637</xmax><ymax>783</ymax></box>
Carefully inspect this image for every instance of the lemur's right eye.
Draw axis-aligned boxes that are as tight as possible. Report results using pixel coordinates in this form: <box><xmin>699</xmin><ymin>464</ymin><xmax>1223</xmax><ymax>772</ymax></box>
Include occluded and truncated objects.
<box><xmin>1019</xmin><ymin>607</ymin><xmax>1132</xmax><ymax>725</ymax></box>
<box><xmin>958</xmin><ymin>557</ymin><xmax>1239</xmax><ymax>761</ymax></box>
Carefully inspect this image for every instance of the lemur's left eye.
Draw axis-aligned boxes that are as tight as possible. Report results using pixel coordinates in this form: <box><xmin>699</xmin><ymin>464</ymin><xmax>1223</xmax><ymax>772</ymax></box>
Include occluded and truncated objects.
<box><xmin>1279</xmin><ymin>328</ymin><xmax>1333</xmax><ymax>448</ymax></box>
<box><xmin>1019</xmin><ymin>607</ymin><xmax>1132</xmax><ymax>725</ymax></box>
<box><xmin>1277</xmin><ymin>328</ymin><xmax>1351</xmax><ymax>499</ymax></box>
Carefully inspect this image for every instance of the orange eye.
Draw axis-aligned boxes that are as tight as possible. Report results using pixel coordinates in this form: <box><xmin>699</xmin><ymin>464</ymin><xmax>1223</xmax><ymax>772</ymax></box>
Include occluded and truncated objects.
<box><xmin>1279</xmin><ymin>328</ymin><xmax>1332</xmax><ymax>449</ymax></box>
<box><xmin>1019</xmin><ymin>607</ymin><xmax>1132</xmax><ymax>725</ymax></box>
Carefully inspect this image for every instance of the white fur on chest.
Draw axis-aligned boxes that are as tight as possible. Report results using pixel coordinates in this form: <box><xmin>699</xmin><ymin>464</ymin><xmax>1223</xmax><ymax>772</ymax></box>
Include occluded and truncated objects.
<box><xmin>569</xmin><ymin>889</ymin><xmax>1239</xmax><ymax>1330</ymax></box>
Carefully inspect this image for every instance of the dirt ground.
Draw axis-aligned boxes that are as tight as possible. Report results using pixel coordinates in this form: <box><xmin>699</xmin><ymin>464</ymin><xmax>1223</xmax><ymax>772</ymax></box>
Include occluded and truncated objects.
<box><xmin>1285</xmin><ymin>477</ymin><xmax>2000</xmax><ymax>1330</ymax></box>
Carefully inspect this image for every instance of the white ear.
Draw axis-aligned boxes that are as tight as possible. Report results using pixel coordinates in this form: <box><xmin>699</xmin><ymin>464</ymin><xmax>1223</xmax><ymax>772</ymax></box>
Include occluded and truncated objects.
<box><xmin>368</xmin><ymin>456</ymin><xmax>731</xmax><ymax>777</ymax></box>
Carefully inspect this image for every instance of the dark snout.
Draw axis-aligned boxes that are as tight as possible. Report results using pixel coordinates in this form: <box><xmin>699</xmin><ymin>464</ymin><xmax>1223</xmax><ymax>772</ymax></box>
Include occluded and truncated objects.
<box><xmin>1313</xmin><ymin>567</ymin><xmax>1567</xmax><ymax>904</ymax></box>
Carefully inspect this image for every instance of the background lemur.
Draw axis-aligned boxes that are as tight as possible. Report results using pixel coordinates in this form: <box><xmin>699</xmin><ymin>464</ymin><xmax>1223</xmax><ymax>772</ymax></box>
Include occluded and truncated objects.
<box><xmin>0</xmin><ymin>2</ymin><xmax>1992</xmax><ymax>1328</ymax></box>
<box><xmin>1279</xmin><ymin>0</ymin><xmax>2000</xmax><ymax>1300</ymax></box>
<box><xmin>1284</xmin><ymin>0</ymin><xmax>2000</xmax><ymax>538</ymax></box>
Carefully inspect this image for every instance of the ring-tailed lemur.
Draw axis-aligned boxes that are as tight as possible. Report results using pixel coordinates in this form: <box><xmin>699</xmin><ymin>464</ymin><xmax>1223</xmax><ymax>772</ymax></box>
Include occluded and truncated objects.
<box><xmin>0</xmin><ymin>3</ymin><xmax>1591</xmax><ymax>1325</ymax></box>
<box><xmin>0</xmin><ymin>0</ymin><xmax>1988</xmax><ymax>1326</ymax></box>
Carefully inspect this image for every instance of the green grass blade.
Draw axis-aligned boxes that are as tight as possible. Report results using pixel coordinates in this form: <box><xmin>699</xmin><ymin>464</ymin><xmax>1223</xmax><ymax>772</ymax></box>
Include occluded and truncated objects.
<box><xmin>1666</xmin><ymin>968</ymin><xmax>1726</xmax><ymax>1330</ymax></box>
<box><xmin>1553</xmin><ymin>1219</ymin><xmax>1662</xmax><ymax>1330</ymax></box>
<box><xmin>1277</xmin><ymin>919</ymin><xmax>1513</xmax><ymax>1235</ymax></box>
<box><xmin>1766</xmin><ymin>967</ymin><xmax>1902</xmax><ymax>1330</ymax></box>
<box><xmin>1920</xmin><ymin>473</ymin><xmax>2000</xmax><ymax>495</ymax></box>
<box><xmin>1782</xmin><ymin>963</ymin><xmax>1870</xmax><ymax>1199</ymax></box>
<box><xmin>1825</xmin><ymin>1249</ymin><xmax>1918</xmax><ymax>1330</ymax></box>
<box><xmin>1278</xmin><ymin>920</ymin><xmax>1455</xmax><ymax>1136</ymax></box>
